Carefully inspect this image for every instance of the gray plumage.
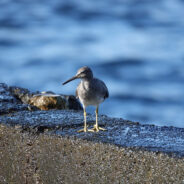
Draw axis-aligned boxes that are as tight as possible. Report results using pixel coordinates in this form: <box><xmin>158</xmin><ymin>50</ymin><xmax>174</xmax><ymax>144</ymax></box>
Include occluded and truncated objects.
<box><xmin>76</xmin><ymin>77</ymin><xmax>109</xmax><ymax>107</ymax></box>
<box><xmin>62</xmin><ymin>66</ymin><xmax>109</xmax><ymax>132</ymax></box>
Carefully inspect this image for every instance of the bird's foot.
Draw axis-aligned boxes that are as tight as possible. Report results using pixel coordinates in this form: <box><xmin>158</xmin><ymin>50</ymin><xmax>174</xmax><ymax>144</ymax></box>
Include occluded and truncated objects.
<box><xmin>77</xmin><ymin>125</ymin><xmax>93</xmax><ymax>133</ymax></box>
<box><xmin>89</xmin><ymin>125</ymin><xmax>106</xmax><ymax>132</ymax></box>
<box><xmin>77</xmin><ymin>128</ymin><xmax>96</xmax><ymax>133</ymax></box>
<box><xmin>77</xmin><ymin>128</ymin><xmax>88</xmax><ymax>133</ymax></box>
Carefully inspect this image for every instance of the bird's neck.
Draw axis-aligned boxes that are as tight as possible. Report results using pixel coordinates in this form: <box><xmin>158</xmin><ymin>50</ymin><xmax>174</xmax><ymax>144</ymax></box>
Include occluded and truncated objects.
<box><xmin>81</xmin><ymin>77</ymin><xmax>93</xmax><ymax>82</ymax></box>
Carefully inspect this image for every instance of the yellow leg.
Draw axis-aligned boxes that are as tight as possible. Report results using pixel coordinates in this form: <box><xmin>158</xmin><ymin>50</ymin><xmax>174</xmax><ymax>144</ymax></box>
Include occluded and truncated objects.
<box><xmin>90</xmin><ymin>106</ymin><xmax>106</xmax><ymax>132</ymax></box>
<box><xmin>78</xmin><ymin>107</ymin><xmax>88</xmax><ymax>132</ymax></box>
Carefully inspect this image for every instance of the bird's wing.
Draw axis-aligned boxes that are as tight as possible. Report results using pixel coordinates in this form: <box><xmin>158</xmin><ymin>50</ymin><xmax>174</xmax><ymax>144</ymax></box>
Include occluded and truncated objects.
<box><xmin>104</xmin><ymin>86</ymin><xmax>109</xmax><ymax>98</ymax></box>
<box><xmin>93</xmin><ymin>78</ymin><xmax>109</xmax><ymax>99</ymax></box>
<box><xmin>102</xmin><ymin>81</ymin><xmax>109</xmax><ymax>99</ymax></box>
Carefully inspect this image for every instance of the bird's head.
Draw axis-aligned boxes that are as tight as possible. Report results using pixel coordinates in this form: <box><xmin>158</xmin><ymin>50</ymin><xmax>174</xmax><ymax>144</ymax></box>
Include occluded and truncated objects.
<box><xmin>62</xmin><ymin>66</ymin><xmax>93</xmax><ymax>85</ymax></box>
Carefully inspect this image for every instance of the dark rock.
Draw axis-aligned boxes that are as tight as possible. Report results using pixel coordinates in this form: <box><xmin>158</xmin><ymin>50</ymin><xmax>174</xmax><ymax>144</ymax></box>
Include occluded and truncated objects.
<box><xmin>0</xmin><ymin>83</ymin><xmax>16</xmax><ymax>103</ymax></box>
<box><xmin>9</xmin><ymin>86</ymin><xmax>35</xmax><ymax>104</ymax></box>
<box><xmin>0</xmin><ymin>83</ymin><xmax>30</xmax><ymax>114</ymax></box>
<box><xmin>62</xmin><ymin>94</ymin><xmax>82</xmax><ymax>110</ymax></box>
<box><xmin>0</xmin><ymin>102</ymin><xmax>28</xmax><ymax>115</ymax></box>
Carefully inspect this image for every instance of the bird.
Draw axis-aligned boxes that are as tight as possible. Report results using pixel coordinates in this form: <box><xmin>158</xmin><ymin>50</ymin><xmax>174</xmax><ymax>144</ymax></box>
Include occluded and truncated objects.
<box><xmin>62</xmin><ymin>66</ymin><xmax>109</xmax><ymax>132</ymax></box>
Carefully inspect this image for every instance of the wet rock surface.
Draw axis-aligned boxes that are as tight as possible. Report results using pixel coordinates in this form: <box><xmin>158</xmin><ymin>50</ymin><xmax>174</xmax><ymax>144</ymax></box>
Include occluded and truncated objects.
<box><xmin>0</xmin><ymin>109</ymin><xmax>184</xmax><ymax>157</ymax></box>
<box><xmin>0</xmin><ymin>83</ymin><xmax>30</xmax><ymax>115</ymax></box>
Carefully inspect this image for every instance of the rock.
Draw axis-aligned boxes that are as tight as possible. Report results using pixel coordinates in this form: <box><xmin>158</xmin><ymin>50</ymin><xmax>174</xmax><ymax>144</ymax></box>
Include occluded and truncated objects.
<box><xmin>30</xmin><ymin>93</ymin><xmax>82</xmax><ymax>110</ymax></box>
<box><xmin>9</xmin><ymin>85</ymin><xmax>36</xmax><ymax>104</ymax></box>
<box><xmin>0</xmin><ymin>109</ymin><xmax>184</xmax><ymax>157</ymax></box>
<box><xmin>0</xmin><ymin>83</ymin><xmax>17</xmax><ymax>103</ymax></box>
<box><xmin>63</xmin><ymin>94</ymin><xmax>82</xmax><ymax>110</ymax></box>
<box><xmin>1</xmin><ymin>124</ymin><xmax>184</xmax><ymax>184</ymax></box>
<box><xmin>0</xmin><ymin>83</ymin><xmax>82</xmax><ymax>113</ymax></box>
<box><xmin>1</xmin><ymin>83</ymin><xmax>184</xmax><ymax>157</ymax></box>
<box><xmin>0</xmin><ymin>83</ymin><xmax>30</xmax><ymax>114</ymax></box>
<box><xmin>0</xmin><ymin>102</ymin><xmax>28</xmax><ymax>115</ymax></box>
<box><xmin>30</xmin><ymin>93</ymin><xmax>67</xmax><ymax>110</ymax></box>
<box><xmin>1</xmin><ymin>82</ymin><xmax>184</xmax><ymax>183</ymax></box>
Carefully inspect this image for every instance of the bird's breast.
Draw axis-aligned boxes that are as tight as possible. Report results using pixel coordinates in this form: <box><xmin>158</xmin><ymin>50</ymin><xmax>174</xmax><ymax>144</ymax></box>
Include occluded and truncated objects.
<box><xmin>77</xmin><ymin>81</ymin><xmax>104</xmax><ymax>107</ymax></box>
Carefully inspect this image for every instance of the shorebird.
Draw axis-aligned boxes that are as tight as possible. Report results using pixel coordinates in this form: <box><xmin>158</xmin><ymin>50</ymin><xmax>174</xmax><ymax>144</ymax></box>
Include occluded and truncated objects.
<box><xmin>62</xmin><ymin>66</ymin><xmax>109</xmax><ymax>132</ymax></box>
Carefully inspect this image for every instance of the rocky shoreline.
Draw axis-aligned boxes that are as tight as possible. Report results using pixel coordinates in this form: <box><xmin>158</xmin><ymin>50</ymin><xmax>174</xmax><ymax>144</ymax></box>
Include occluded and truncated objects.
<box><xmin>0</xmin><ymin>83</ymin><xmax>184</xmax><ymax>183</ymax></box>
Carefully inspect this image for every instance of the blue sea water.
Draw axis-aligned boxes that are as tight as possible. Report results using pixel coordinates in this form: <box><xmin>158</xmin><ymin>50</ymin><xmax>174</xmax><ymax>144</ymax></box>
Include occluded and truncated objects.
<box><xmin>0</xmin><ymin>0</ymin><xmax>184</xmax><ymax>127</ymax></box>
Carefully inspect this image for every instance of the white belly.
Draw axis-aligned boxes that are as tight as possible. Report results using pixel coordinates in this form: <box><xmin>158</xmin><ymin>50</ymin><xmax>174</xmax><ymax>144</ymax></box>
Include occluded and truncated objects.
<box><xmin>79</xmin><ymin>95</ymin><xmax>104</xmax><ymax>107</ymax></box>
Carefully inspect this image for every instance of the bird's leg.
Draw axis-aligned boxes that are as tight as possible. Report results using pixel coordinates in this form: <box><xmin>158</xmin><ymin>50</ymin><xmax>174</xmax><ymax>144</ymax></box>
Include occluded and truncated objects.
<box><xmin>91</xmin><ymin>106</ymin><xmax>106</xmax><ymax>132</ymax></box>
<box><xmin>78</xmin><ymin>107</ymin><xmax>88</xmax><ymax>132</ymax></box>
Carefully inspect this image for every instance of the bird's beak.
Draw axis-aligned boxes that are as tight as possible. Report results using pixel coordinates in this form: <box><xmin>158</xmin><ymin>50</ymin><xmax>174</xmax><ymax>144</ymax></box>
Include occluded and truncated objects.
<box><xmin>62</xmin><ymin>75</ymin><xmax>78</xmax><ymax>85</ymax></box>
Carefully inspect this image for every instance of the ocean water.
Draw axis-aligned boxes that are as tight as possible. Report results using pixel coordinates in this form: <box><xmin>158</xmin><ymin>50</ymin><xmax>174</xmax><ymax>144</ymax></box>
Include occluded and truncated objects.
<box><xmin>0</xmin><ymin>0</ymin><xmax>184</xmax><ymax>127</ymax></box>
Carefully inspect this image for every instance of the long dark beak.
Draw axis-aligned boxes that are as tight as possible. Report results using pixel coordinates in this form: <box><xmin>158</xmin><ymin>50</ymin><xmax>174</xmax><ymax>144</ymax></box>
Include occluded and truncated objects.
<box><xmin>62</xmin><ymin>75</ymin><xmax>78</xmax><ymax>85</ymax></box>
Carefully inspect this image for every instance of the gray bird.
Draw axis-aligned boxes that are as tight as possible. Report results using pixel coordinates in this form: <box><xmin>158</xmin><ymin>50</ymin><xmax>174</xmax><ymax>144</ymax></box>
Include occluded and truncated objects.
<box><xmin>63</xmin><ymin>66</ymin><xmax>109</xmax><ymax>132</ymax></box>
